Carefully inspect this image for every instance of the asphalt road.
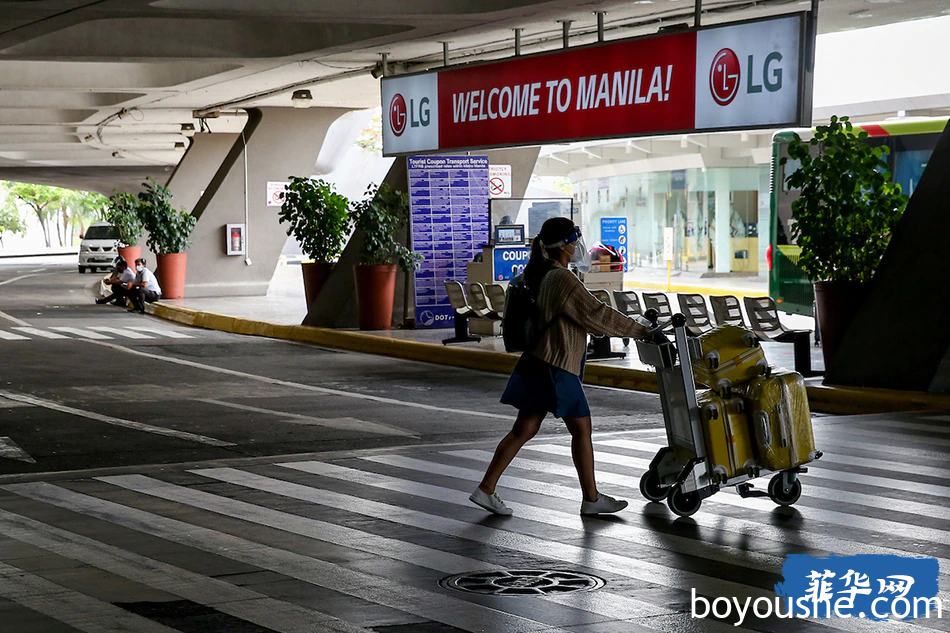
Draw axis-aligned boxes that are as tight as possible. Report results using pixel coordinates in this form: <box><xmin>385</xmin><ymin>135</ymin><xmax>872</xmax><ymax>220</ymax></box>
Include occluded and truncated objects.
<box><xmin>0</xmin><ymin>256</ymin><xmax>665</xmax><ymax>476</ymax></box>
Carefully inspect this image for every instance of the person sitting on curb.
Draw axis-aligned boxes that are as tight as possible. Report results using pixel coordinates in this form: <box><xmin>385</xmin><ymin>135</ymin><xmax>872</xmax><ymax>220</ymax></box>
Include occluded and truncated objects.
<box><xmin>128</xmin><ymin>258</ymin><xmax>162</xmax><ymax>314</ymax></box>
<box><xmin>96</xmin><ymin>258</ymin><xmax>136</xmax><ymax>306</ymax></box>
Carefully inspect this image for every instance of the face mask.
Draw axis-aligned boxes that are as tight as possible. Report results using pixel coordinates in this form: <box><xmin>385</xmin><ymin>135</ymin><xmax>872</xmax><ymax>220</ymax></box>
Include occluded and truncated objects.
<box><xmin>135</xmin><ymin>265</ymin><xmax>144</xmax><ymax>272</ymax></box>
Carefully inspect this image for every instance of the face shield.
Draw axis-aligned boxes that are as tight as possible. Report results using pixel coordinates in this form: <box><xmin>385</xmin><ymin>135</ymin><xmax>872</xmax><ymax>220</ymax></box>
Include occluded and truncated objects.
<box><xmin>544</xmin><ymin>227</ymin><xmax>591</xmax><ymax>273</ymax></box>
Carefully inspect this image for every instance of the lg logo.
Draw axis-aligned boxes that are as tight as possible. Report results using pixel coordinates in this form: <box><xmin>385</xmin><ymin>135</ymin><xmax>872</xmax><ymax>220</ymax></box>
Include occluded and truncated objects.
<box><xmin>390</xmin><ymin>94</ymin><xmax>407</xmax><ymax>136</ymax></box>
<box><xmin>389</xmin><ymin>93</ymin><xmax>431</xmax><ymax>137</ymax></box>
<box><xmin>710</xmin><ymin>48</ymin><xmax>740</xmax><ymax>106</ymax></box>
<box><xmin>710</xmin><ymin>48</ymin><xmax>785</xmax><ymax>107</ymax></box>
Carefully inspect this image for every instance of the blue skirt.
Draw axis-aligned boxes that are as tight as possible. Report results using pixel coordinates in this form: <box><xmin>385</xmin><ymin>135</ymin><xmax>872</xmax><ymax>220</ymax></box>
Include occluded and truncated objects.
<box><xmin>500</xmin><ymin>353</ymin><xmax>590</xmax><ymax>419</ymax></box>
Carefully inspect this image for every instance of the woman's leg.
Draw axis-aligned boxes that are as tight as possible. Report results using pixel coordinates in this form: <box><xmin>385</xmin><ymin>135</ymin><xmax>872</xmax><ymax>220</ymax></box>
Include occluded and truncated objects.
<box><xmin>563</xmin><ymin>415</ymin><xmax>598</xmax><ymax>502</ymax></box>
<box><xmin>478</xmin><ymin>410</ymin><xmax>545</xmax><ymax>494</ymax></box>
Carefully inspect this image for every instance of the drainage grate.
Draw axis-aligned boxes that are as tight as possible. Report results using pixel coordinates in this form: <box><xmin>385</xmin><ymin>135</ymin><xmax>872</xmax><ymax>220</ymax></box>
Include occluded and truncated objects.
<box><xmin>441</xmin><ymin>569</ymin><xmax>605</xmax><ymax>596</ymax></box>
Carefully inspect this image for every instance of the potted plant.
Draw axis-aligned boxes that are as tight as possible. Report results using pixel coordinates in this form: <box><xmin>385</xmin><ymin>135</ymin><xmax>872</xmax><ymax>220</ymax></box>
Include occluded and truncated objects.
<box><xmin>137</xmin><ymin>177</ymin><xmax>197</xmax><ymax>300</ymax></box>
<box><xmin>783</xmin><ymin>115</ymin><xmax>909</xmax><ymax>368</ymax></box>
<box><xmin>105</xmin><ymin>190</ymin><xmax>144</xmax><ymax>265</ymax></box>
<box><xmin>350</xmin><ymin>182</ymin><xmax>422</xmax><ymax>330</ymax></box>
<box><xmin>277</xmin><ymin>176</ymin><xmax>351</xmax><ymax>307</ymax></box>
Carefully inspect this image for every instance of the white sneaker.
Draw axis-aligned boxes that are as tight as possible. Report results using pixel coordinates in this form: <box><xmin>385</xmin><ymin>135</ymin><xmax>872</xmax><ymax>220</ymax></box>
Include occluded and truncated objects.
<box><xmin>580</xmin><ymin>493</ymin><xmax>628</xmax><ymax>516</ymax></box>
<box><xmin>469</xmin><ymin>488</ymin><xmax>513</xmax><ymax>515</ymax></box>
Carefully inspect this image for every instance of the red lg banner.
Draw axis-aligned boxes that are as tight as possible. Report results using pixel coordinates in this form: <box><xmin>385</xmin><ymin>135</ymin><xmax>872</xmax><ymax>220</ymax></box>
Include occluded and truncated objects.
<box><xmin>437</xmin><ymin>32</ymin><xmax>697</xmax><ymax>149</ymax></box>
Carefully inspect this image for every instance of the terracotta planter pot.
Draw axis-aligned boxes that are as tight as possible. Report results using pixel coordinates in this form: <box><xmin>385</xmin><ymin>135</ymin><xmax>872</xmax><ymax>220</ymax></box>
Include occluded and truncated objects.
<box><xmin>117</xmin><ymin>245</ymin><xmax>140</xmax><ymax>267</ymax></box>
<box><xmin>814</xmin><ymin>280</ymin><xmax>869</xmax><ymax>371</ymax></box>
<box><xmin>155</xmin><ymin>252</ymin><xmax>188</xmax><ymax>300</ymax></box>
<box><xmin>353</xmin><ymin>264</ymin><xmax>397</xmax><ymax>330</ymax></box>
<box><xmin>301</xmin><ymin>262</ymin><xmax>334</xmax><ymax>308</ymax></box>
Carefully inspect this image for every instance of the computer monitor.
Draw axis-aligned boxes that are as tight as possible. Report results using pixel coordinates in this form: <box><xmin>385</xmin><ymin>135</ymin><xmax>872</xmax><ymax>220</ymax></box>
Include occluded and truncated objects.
<box><xmin>494</xmin><ymin>225</ymin><xmax>525</xmax><ymax>246</ymax></box>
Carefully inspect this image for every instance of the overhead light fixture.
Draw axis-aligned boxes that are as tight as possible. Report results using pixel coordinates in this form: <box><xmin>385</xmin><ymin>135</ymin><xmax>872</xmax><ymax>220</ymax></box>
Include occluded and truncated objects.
<box><xmin>181</xmin><ymin>123</ymin><xmax>196</xmax><ymax>137</ymax></box>
<box><xmin>291</xmin><ymin>89</ymin><xmax>313</xmax><ymax>108</ymax></box>
<box><xmin>117</xmin><ymin>108</ymin><xmax>131</xmax><ymax>119</ymax></box>
<box><xmin>83</xmin><ymin>135</ymin><xmax>94</xmax><ymax>142</ymax></box>
<box><xmin>112</xmin><ymin>151</ymin><xmax>121</xmax><ymax>158</ymax></box>
<box><xmin>174</xmin><ymin>141</ymin><xmax>187</xmax><ymax>152</ymax></box>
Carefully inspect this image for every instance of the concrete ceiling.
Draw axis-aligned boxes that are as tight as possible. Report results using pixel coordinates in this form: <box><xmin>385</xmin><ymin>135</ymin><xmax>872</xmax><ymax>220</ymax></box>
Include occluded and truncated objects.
<box><xmin>0</xmin><ymin>0</ymin><xmax>947</xmax><ymax>193</ymax></box>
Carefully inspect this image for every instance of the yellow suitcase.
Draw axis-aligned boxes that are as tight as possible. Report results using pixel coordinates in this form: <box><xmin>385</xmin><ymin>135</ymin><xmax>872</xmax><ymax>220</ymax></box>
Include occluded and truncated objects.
<box><xmin>698</xmin><ymin>390</ymin><xmax>757</xmax><ymax>482</ymax></box>
<box><xmin>740</xmin><ymin>369</ymin><xmax>817</xmax><ymax>471</ymax></box>
<box><xmin>693</xmin><ymin>326</ymin><xmax>768</xmax><ymax>392</ymax></box>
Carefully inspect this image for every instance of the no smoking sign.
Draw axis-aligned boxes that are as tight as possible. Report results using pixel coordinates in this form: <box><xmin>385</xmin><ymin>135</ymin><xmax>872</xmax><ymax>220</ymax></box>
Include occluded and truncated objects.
<box><xmin>489</xmin><ymin>164</ymin><xmax>511</xmax><ymax>199</ymax></box>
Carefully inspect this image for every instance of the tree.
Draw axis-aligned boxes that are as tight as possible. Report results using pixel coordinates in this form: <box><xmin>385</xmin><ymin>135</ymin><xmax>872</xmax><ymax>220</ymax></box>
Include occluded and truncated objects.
<box><xmin>1</xmin><ymin>182</ymin><xmax>63</xmax><ymax>247</ymax></box>
<box><xmin>63</xmin><ymin>190</ymin><xmax>108</xmax><ymax>246</ymax></box>
<box><xmin>0</xmin><ymin>202</ymin><xmax>27</xmax><ymax>248</ymax></box>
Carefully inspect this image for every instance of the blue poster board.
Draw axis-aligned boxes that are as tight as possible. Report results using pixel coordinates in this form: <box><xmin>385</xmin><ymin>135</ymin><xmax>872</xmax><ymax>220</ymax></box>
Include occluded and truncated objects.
<box><xmin>492</xmin><ymin>246</ymin><xmax>531</xmax><ymax>282</ymax></box>
<box><xmin>408</xmin><ymin>155</ymin><xmax>490</xmax><ymax>329</ymax></box>
<box><xmin>600</xmin><ymin>217</ymin><xmax>628</xmax><ymax>272</ymax></box>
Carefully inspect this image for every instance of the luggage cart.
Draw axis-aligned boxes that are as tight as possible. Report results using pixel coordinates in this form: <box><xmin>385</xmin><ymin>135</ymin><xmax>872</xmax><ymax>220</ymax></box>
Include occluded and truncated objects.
<box><xmin>636</xmin><ymin>311</ymin><xmax>820</xmax><ymax>517</ymax></box>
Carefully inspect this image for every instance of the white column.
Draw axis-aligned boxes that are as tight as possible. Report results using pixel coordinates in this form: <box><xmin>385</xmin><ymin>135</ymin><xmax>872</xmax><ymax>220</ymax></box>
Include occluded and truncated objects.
<box><xmin>714</xmin><ymin>173</ymin><xmax>732</xmax><ymax>273</ymax></box>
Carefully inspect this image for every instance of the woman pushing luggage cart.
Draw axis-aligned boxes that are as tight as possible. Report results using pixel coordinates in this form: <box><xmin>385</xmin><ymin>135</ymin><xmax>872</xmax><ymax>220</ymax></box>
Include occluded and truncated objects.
<box><xmin>636</xmin><ymin>310</ymin><xmax>822</xmax><ymax>517</ymax></box>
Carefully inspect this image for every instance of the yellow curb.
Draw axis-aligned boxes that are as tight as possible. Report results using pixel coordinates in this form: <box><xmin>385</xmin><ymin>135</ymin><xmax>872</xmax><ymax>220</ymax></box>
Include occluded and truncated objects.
<box><xmin>150</xmin><ymin>303</ymin><xmax>950</xmax><ymax>416</ymax></box>
<box><xmin>623</xmin><ymin>280</ymin><xmax>764</xmax><ymax>300</ymax></box>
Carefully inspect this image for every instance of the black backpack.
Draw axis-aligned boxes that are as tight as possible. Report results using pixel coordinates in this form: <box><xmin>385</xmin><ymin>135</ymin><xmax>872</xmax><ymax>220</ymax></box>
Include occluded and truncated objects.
<box><xmin>502</xmin><ymin>274</ymin><xmax>545</xmax><ymax>353</ymax></box>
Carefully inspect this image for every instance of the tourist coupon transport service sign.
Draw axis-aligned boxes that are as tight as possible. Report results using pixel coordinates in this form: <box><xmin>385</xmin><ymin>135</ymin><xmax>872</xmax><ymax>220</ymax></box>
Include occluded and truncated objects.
<box><xmin>382</xmin><ymin>13</ymin><xmax>812</xmax><ymax>155</ymax></box>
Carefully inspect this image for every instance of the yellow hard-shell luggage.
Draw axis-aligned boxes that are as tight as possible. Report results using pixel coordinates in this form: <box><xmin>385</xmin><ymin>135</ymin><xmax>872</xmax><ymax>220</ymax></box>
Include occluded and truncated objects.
<box><xmin>692</xmin><ymin>325</ymin><xmax>768</xmax><ymax>392</ymax></box>
<box><xmin>698</xmin><ymin>390</ymin><xmax>757</xmax><ymax>482</ymax></box>
<box><xmin>740</xmin><ymin>369</ymin><xmax>817</xmax><ymax>471</ymax></box>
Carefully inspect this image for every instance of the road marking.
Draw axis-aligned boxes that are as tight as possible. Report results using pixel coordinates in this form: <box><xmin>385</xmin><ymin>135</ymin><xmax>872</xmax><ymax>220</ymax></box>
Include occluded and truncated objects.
<box><xmin>127</xmin><ymin>326</ymin><xmax>194</xmax><ymax>339</ymax></box>
<box><xmin>49</xmin><ymin>326</ymin><xmax>113</xmax><ymax>340</ymax></box>
<box><xmin>85</xmin><ymin>340</ymin><xmax>511</xmax><ymax>420</ymax></box>
<box><xmin>0</xmin><ymin>560</ymin><xmax>181</xmax><ymax>633</ymax></box>
<box><xmin>0</xmin><ymin>389</ymin><xmax>235</xmax><ymax>448</ymax></box>
<box><xmin>11</xmin><ymin>326</ymin><xmax>69</xmax><ymax>339</ymax></box>
<box><xmin>0</xmin><ymin>272</ymin><xmax>50</xmax><ymax>287</ymax></box>
<box><xmin>199</xmin><ymin>398</ymin><xmax>418</xmax><ymax>437</ymax></box>
<box><xmin>4</xmin><ymin>482</ymin><xmax>577</xmax><ymax>633</ymax></box>
<box><xmin>0</xmin><ymin>310</ymin><xmax>29</xmax><ymax>327</ymax></box>
<box><xmin>87</xmin><ymin>326</ymin><xmax>154</xmax><ymax>339</ymax></box>
<box><xmin>0</xmin><ymin>329</ymin><xmax>29</xmax><ymax>340</ymax></box>
<box><xmin>0</xmin><ymin>508</ymin><xmax>376</xmax><ymax>633</ymax></box>
<box><xmin>0</xmin><ymin>437</ymin><xmax>34</xmax><ymax>463</ymax></box>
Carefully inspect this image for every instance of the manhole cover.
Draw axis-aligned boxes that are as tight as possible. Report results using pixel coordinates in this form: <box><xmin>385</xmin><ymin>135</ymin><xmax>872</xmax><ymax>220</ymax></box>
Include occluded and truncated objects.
<box><xmin>441</xmin><ymin>569</ymin><xmax>605</xmax><ymax>595</ymax></box>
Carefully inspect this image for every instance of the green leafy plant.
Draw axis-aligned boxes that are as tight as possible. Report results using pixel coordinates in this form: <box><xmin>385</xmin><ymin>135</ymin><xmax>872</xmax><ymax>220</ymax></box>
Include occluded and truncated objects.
<box><xmin>782</xmin><ymin>115</ymin><xmax>909</xmax><ymax>283</ymax></box>
<box><xmin>137</xmin><ymin>177</ymin><xmax>196</xmax><ymax>255</ymax></box>
<box><xmin>105</xmin><ymin>190</ymin><xmax>144</xmax><ymax>247</ymax></box>
<box><xmin>350</xmin><ymin>183</ymin><xmax>422</xmax><ymax>273</ymax></box>
<box><xmin>277</xmin><ymin>177</ymin><xmax>351</xmax><ymax>264</ymax></box>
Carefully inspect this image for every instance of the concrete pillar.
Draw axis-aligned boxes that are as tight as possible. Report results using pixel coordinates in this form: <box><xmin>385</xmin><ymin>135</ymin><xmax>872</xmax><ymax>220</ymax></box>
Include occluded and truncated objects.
<box><xmin>179</xmin><ymin>107</ymin><xmax>351</xmax><ymax>297</ymax></box>
<box><xmin>714</xmin><ymin>174</ymin><xmax>731</xmax><ymax>273</ymax></box>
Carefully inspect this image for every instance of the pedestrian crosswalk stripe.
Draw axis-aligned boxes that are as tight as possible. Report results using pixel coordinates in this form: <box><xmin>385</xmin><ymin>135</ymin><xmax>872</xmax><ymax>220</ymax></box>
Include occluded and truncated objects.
<box><xmin>0</xmin><ymin>560</ymin><xmax>181</xmax><ymax>633</ymax></box>
<box><xmin>96</xmin><ymin>474</ymin><xmax>687</xmax><ymax>628</ymax></box>
<box><xmin>0</xmin><ymin>507</ymin><xmax>375</xmax><ymax>633</ymax></box>
<box><xmin>441</xmin><ymin>448</ymin><xmax>950</xmax><ymax>576</ymax></box>
<box><xmin>127</xmin><ymin>326</ymin><xmax>194</xmax><ymax>339</ymax></box>
<box><xmin>594</xmin><ymin>439</ymin><xmax>950</xmax><ymax>498</ymax></box>
<box><xmin>87</xmin><ymin>325</ymin><xmax>154</xmax><ymax>339</ymax></box>
<box><xmin>11</xmin><ymin>326</ymin><xmax>68</xmax><ymax>339</ymax></box>
<box><xmin>2</xmin><ymin>482</ymin><xmax>585</xmax><ymax>633</ymax></box>
<box><xmin>0</xmin><ymin>329</ymin><xmax>28</xmax><ymax>340</ymax></box>
<box><xmin>49</xmin><ymin>325</ymin><xmax>113</xmax><ymax>340</ymax></box>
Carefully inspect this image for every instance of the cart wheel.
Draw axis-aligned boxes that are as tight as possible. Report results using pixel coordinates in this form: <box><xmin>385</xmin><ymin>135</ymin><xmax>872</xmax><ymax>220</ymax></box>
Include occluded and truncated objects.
<box><xmin>768</xmin><ymin>473</ymin><xmax>802</xmax><ymax>506</ymax></box>
<box><xmin>667</xmin><ymin>485</ymin><xmax>702</xmax><ymax>517</ymax></box>
<box><xmin>639</xmin><ymin>470</ymin><xmax>668</xmax><ymax>502</ymax></box>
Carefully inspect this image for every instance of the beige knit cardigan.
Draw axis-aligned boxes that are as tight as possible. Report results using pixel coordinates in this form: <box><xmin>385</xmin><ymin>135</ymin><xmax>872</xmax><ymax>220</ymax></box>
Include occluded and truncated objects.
<box><xmin>530</xmin><ymin>264</ymin><xmax>651</xmax><ymax>375</ymax></box>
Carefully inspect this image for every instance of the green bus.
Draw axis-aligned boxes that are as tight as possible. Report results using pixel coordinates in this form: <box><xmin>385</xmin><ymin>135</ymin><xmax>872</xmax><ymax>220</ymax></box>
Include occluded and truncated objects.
<box><xmin>768</xmin><ymin>116</ymin><xmax>948</xmax><ymax>315</ymax></box>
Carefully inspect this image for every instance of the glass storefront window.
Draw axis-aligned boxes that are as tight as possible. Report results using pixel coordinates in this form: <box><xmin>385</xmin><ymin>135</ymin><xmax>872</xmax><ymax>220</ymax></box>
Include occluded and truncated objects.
<box><xmin>575</xmin><ymin>165</ymin><xmax>770</xmax><ymax>276</ymax></box>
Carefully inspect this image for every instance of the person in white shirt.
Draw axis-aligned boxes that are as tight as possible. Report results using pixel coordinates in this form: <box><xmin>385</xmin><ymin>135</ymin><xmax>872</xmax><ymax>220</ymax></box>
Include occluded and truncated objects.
<box><xmin>128</xmin><ymin>257</ymin><xmax>162</xmax><ymax>314</ymax></box>
<box><xmin>96</xmin><ymin>258</ymin><xmax>137</xmax><ymax>306</ymax></box>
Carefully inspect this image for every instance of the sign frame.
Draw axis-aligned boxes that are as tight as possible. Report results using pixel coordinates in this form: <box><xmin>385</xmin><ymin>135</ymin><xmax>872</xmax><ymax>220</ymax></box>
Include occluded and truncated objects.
<box><xmin>382</xmin><ymin>11</ymin><xmax>814</xmax><ymax>156</ymax></box>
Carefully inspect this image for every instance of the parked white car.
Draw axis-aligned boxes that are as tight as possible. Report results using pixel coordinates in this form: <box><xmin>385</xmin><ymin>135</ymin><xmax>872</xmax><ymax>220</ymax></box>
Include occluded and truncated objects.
<box><xmin>78</xmin><ymin>222</ymin><xmax>119</xmax><ymax>273</ymax></box>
